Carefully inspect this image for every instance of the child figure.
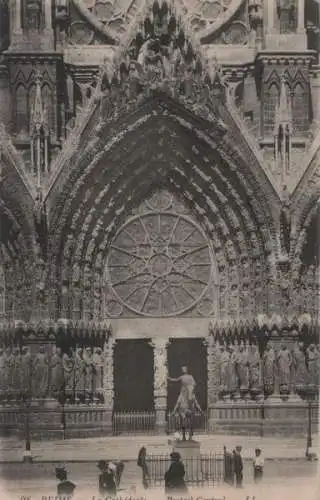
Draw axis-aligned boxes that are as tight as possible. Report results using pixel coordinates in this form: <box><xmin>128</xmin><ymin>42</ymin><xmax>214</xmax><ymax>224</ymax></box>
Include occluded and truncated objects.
<box><xmin>253</xmin><ymin>448</ymin><xmax>264</xmax><ymax>483</ymax></box>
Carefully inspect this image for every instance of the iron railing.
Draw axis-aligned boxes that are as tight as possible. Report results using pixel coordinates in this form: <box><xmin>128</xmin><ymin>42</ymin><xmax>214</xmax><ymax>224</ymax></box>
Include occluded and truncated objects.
<box><xmin>112</xmin><ymin>411</ymin><xmax>156</xmax><ymax>435</ymax></box>
<box><xmin>146</xmin><ymin>453</ymin><xmax>225</xmax><ymax>487</ymax></box>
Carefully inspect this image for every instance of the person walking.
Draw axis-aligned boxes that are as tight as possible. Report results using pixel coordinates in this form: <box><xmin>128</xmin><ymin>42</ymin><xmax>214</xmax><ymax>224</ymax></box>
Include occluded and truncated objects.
<box><xmin>233</xmin><ymin>446</ymin><xmax>244</xmax><ymax>488</ymax></box>
<box><xmin>164</xmin><ymin>451</ymin><xmax>188</xmax><ymax>494</ymax></box>
<box><xmin>97</xmin><ymin>460</ymin><xmax>117</xmax><ymax>497</ymax></box>
<box><xmin>55</xmin><ymin>465</ymin><xmax>76</xmax><ymax>497</ymax></box>
<box><xmin>253</xmin><ymin>448</ymin><xmax>264</xmax><ymax>484</ymax></box>
<box><xmin>223</xmin><ymin>446</ymin><xmax>234</xmax><ymax>486</ymax></box>
<box><xmin>137</xmin><ymin>446</ymin><xmax>150</xmax><ymax>489</ymax></box>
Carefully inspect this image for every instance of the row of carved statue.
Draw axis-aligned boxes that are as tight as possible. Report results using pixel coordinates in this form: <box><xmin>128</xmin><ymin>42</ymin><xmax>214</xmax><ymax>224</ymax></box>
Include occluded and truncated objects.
<box><xmin>0</xmin><ymin>340</ymin><xmax>318</xmax><ymax>403</ymax></box>
<box><xmin>0</xmin><ymin>345</ymin><xmax>106</xmax><ymax>401</ymax></box>
<box><xmin>213</xmin><ymin>341</ymin><xmax>319</xmax><ymax>398</ymax></box>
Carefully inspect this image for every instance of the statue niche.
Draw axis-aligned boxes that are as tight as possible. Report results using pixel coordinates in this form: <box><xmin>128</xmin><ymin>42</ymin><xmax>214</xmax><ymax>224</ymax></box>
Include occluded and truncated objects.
<box><xmin>277</xmin><ymin>0</ymin><xmax>297</xmax><ymax>34</ymax></box>
<box><xmin>24</xmin><ymin>0</ymin><xmax>43</xmax><ymax>31</ymax></box>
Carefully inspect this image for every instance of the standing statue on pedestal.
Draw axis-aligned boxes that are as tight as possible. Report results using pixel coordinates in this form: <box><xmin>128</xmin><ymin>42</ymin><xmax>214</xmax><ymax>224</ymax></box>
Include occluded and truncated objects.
<box><xmin>0</xmin><ymin>348</ymin><xmax>5</xmax><ymax>401</ymax></box>
<box><xmin>218</xmin><ymin>344</ymin><xmax>230</xmax><ymax>396</ymax></box>
<box><xmin>83</xmin><ymin>347</ymin><xmax>94</xmax><ymax>403</ymax></box>
<box><xmin>249</xmin><ymin>344</ymin><xmax>262</xmax><ymax>395</ymax></box>
<box><xmin>12</xmin><ymin>347</ymin><xmax>21</xmax><ymax>399</ymax></box>
<box><xmin>292</xmin><ymin>342</ymin><xmax>307</xmax><ymax>392</ymax></box>
<box><xmin>168</xmin><ymin>366</ymin><xmax>202</xmax><ymax>441</ymax></box>
<box><xmin>263</xmin><ymin>343</ymin><xmax>276</xmax><ymax>396</ymax></box>
<box><xmin>93</xmin><ymin>347</ymin><xmax>104</xmax><ymax>402</ymax></box>
<box><xmin>4</xmin><ymin>347</ymin><xmax>13</xmax><ymax>401</ymax></box>
<box><xmin>277</xmin><ymin>344</ymin><xmax>292</xmax><ymax>394</ymax></box>
<box><xmin>306</xmin><ymin>344</ymin><xmax>319</xmax><ymax>386</ymax></box>
<box><xmin>50</xmin><ymin>346</ymin><xmax>64</xmax><ymax>399</ymax></box>
<box><xmin>236</xmin><ymin>344</ymin><xmax>250</xmax><ymax>394</ymax></box>
<box><xmin>32</xmin><ymin>345</ymin><xmax>49</xmax><ymax>398</ymax></box>
<box><xmin>74</xmin><ymin>347</ymin><xmax>86</xmax><ymax>403</ymax></box>
<box><xmin>62</xmin><ymin>349</ymin><xmax>75</xmax><ymax>403</ymax></box>
<box><xmin>20</xmin><ymin>346</ymin><xmax>32</xmax><ymax>397</ymax></box>
<box><xmin>228</xmin><ymin>345</ymin><xmax>239</xmax><ymax>397</ymax></box>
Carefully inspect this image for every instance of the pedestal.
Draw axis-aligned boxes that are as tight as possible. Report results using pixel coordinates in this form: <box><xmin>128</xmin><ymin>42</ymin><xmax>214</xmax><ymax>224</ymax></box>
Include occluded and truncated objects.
<box><xmin>173</xmin><ymin>440</ymin><xmax>201</xmax><ymax>481</ymax></box>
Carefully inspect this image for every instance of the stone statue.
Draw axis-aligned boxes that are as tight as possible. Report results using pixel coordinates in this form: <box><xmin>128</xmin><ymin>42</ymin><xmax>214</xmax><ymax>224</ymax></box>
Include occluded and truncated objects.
<box><xmin>12</xmin><ymin>347</ymin><xmax>21</xmax><ymax>398</ymax></box>
<box><xmin>227</xmin><ymin>345</ymin><xmax>239</xmax><ymax>395</ymax></box>
<box><xmin>280</xmin><ymin>190</ymin><xmax>291</xmax><ymax>257</ymax></box>
<box><xmin>0</xmin><ymin>348</ymin><xmax>5</xmax><ymax>398</ymax></box>
<box><xmin>20</xmin><ymin>346</ymin><xmax>32</xmax><ymax>395</ymax></box>
<box><xmin>236</xmin><ymin>344</ymin><xmax>250</xmax><ymax>391</ymax></box>
<box><xmin>292</xmin><ymin>342</ymin><xmax>307</xmax><ymax>389</ymax></box>
<box><xmin>248</xmin><ymin>344</ymin><xmax>262</xmax><ymax>391</ymax></box>
<box><xmin>32</xmin><ymin>345</ymin><xmax>49</xmax><ymax>398</ymax></box>
<box><xmin>83</xmin><ymin>347</ymin><xmax>94</xmax><ymax>396</ymax></box>
<box><xmin>74</xmin><ymin>347</ymin><xmax>86</xmax><ymax>399</ymax></box>
<box><xmin>4</xmin><ymin>347</ymin><xmax>14</xmax><ymax>398</ymax></box>
<box><xmin>62</xmin><ymin>349</ymin><xmax>75</xmax><ymax>399</ymax></box>
<box><xmin>92</xmin><ymin>347</ymin><xmax>104</xmax><ymax>394</ymax></box>
<box><xmin>26</xmin><ymin>0</ymin><xmax>42</xmax><ymax>30</ymax></box>
<box><xmin>168</xmin><ymin>366</ymin><xmax>197</xmax><ymax>408</ymax></box>
<box><xmin>167</xmin><ymin>366</ymin><xmax>202</xmax><ymax>441</ymax></box>
<box><xmin>50</xmin><ymin>346</ymin><xmax>64</xmax><ymax>397</ymax></box>
<box><xmin>218</xmin><ymin>344</ymin><xmax>230</xmax><ymax>393</ymax></box>
<box><xmin>306</xmin><ymin>344</ymin><xmax>319</xmax><ymax>386</ymax></box>
<box><xmin>263</xmin><ymin>343</ymin><xmax>276</xmax><ymax>393</ymax></box>
<box><xmin>277</xmin><ymin>344</ymin><xmax>292</xmax><ymax>388</ymax></box>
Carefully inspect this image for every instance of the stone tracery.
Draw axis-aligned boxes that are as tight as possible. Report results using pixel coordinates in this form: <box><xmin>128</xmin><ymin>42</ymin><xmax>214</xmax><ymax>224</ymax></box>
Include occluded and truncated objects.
<box><xmin>105</xmin><ymin>189</ymin><xmax>216</xmax><ymax>317</ymax></box>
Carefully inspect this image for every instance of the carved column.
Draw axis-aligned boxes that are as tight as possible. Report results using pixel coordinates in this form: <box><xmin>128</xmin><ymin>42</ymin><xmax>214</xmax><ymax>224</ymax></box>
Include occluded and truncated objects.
<box><xmin>103</xmin><ymin>335</ymin><xmax>115</xmax><ymax>433</ymax></box>
<box><xmin>151</xmin><ymin>338</ymin><xmax>168</xmax><ymax>433</ymax></box>
<box><xmin>206</xmin><ymin>335</ymin><xmax>221</xmax><ymax>431</ymax></box>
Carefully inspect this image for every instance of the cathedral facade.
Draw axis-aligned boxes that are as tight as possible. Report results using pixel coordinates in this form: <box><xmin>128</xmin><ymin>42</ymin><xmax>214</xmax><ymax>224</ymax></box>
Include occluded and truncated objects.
<box><xmin>0</xmin><ymin>0</ymin><xmax>319</xmax><ymax>437</ymax></box>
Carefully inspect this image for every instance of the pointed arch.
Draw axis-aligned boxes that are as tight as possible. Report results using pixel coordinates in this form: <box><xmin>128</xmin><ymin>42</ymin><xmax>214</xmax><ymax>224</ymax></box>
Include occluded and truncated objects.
<box><xmin>292</xmin><ymin>81</ymin><xmax>308</xmax><ymax>134</ymax></box>
<box><xmin>264</xmin><ymin>82</ymin><xmax>279</xmax><ymax>135</ymax></box>
<box><xmin>42</xmin><ymin>83</ymin><xmax>54</xmax><ymax>133</ymax></box>
<box><xmin>28</xmin><ymin>82</ymin><xmax>37</xmax><ymax>132</ymax></box>
<box><xmin>15</xmin><ymin>83</ymin><xmax>28</xmax><ymax>134</ymax></box>
<box><xmin>46</xmin><ymin>95</ymin><xmax>278</xmax><ymax>322</ymax></box>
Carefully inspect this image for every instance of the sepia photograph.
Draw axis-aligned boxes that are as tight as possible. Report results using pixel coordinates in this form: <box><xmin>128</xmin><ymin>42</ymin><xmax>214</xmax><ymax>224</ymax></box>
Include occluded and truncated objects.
<box><xmin>0</xmin><ymin>0</ymin><xmax>319</xmax><ymax>499</ymax></box>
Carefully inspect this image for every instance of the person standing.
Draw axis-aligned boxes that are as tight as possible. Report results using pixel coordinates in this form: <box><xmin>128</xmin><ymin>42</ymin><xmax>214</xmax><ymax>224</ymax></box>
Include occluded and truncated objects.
<box><xmin>223</xmin><ymin>446</ymin><xmax>234</xmax><ymax>486</ymax></box>
<box><xmin>164</xmin><ymin>452</ymin><xmax>188</xmax><ymax>494</ymax></box>
<box><xmin>137</xmin><ymin>446</ymin><xmax>149</xmax><ymax>489</ymax></box>
<box><xmin>55</xmin><ymin>465</ymin><xmax>76</xmax><ymax>497</ymax></box>
<box><xmin>233</xmin><ymin>446</ymin><xmax>244</xmax><ymax>488</ymax></box>
<box><xmin>97</xmin><ymin>460</ymin><xmax>117</xmax><ymax>497</ymax></box>
<box><xmin>253</xmin><ymin>448</ymin><xmax>264</xmax><ymax>484</ymax></box>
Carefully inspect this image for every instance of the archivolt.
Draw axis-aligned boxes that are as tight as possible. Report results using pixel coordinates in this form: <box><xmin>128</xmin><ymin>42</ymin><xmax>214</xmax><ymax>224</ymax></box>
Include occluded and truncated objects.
<box><xmin>47</xmin><ymin>99</ymin><xmax>278</xmax><ymax>319</ymax></box>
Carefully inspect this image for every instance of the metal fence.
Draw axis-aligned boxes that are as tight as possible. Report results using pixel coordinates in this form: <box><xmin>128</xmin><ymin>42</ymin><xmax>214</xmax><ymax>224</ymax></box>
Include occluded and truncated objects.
<box><xmin>166</xmin><ymin>411</ymin><xmax>208</xmax><ymax>434</ymax></box>
<box><xmin>112</xmin><ymin>411</ymin><xmax>156</xmax><ymax>435</ymax></box>
<box><xmin>146</xmin><ymin>453</ymin><xmax>225</xmax><ymax>487</ymax></box>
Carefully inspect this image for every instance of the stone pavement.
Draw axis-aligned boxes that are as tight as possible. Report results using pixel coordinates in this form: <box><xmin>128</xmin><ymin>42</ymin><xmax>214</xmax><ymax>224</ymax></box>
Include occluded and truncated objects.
<box><xmin>0</xmin><ymin>432</ymin><xmax>318</xmax><ymax>462</ymax></box>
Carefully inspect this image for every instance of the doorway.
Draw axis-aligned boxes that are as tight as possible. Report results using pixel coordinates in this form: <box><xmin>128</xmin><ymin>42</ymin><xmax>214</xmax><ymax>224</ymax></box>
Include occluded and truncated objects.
<box><xmin>113</xmin><ymin>339</ymin><xmax>154</xmax><ymax>411</ymax></box>
<box><xmin>167</xmin><ymin>338</ymin><xmax>207</xmax><ymax>411</ymax></box>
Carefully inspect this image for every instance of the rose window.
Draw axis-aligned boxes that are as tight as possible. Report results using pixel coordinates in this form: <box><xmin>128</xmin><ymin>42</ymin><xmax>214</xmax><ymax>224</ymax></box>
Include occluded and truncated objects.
<box><xmin>106</xmin><ymin>200</ymin><xmax>213</xmax><ymax>317</ymax></box>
